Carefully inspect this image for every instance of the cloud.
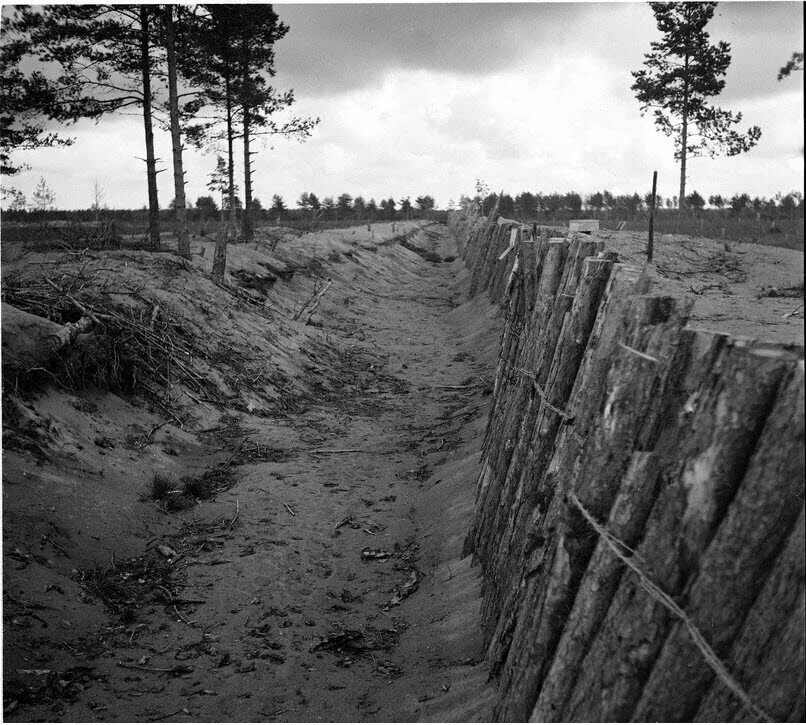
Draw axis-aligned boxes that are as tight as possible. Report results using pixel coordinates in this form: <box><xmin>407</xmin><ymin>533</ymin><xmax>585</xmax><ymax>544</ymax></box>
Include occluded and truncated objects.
<box><xmin>5</xmin><ymin>3</ymin><xmax>803</xmax><ymax>210</ymax></box>
<box><xmin>273</xmin><ymin>3</ymin><xmax>589</xmax><ymax>96</ymax></box>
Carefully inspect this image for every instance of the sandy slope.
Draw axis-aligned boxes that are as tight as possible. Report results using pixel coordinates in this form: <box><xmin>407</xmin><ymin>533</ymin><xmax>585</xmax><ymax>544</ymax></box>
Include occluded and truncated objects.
<box><xmin>2</xmin><ymin>222</ymin><xmax>498</xmax><ymax>722</ymax></box>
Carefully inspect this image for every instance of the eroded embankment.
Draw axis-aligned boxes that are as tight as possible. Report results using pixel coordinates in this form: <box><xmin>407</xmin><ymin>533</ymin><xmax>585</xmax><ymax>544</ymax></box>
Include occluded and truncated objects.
<box><xmin>449</xmin><ymin>208</ymin><xmax>805</xmax><ymax>723</ymax></box>
<box><xmin>2</xmin><ymin>221</ymin><xmax>498</xmax><ymax>722</ymax></box>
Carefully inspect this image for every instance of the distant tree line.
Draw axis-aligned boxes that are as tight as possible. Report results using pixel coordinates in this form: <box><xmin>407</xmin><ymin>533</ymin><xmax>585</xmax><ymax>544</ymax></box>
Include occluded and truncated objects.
<box><xmin>460</xmin><ymin>189</ymin><xmax>804</xmax><ymax>222</ymax></box>
<box><xmin>3</xmin><ymin>188</ymin><xmax>440</xmax><ymax>225</ymax></box>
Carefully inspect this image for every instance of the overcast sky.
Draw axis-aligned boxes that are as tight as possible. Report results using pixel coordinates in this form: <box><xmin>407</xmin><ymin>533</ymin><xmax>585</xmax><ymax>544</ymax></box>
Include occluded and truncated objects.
<box><xmin>6</xmin><ymin>1</ymin><xmax>804</xmax><ymax>210</ymax></box>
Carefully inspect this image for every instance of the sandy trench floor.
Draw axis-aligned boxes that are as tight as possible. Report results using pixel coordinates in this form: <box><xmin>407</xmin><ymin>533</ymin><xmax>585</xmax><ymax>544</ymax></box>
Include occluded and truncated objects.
<box><xmin>2</xmin><ymin>223</ymin><xmax>498</xmax><ymax>722</ymax></box>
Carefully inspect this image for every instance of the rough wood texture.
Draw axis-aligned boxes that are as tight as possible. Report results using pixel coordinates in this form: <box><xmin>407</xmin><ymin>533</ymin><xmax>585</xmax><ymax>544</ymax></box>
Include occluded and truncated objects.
<box><xmin>476</xmin><ymin>238</ymin><xmax>575</xmax><ymax>565</ymax></box>
<box><xmin>494</xmin><ymin>295</ymin><xmax>693</xmax><ymax>722</ymax></box>
<box><xmin>482</xmin><ymin>264</ymin><xmax>650</xmax><ymax>674</ymax></box>
<box><xmin>470</xmin><ymin>239</ymin><xmax>569</xmax><ymax>566</ymax></box>
<box><xmin>212</xmin><ymin>224</ymin><xmax>229</xmax><ymax>281</ymax></box>
<box><xmin>447</xmin><ymin>209</ymin><xmax>804</xmax><ymax>723</ymax></box>
<box><xmin>481</xmin><ymin>256</ymin><xmax>614</xmax><ymax>633</ymax></box>
<box><xmin>632</xmin><ymin>360</ymin><xmax>804</xmax><ymax>722</ymax></box>
<box><xmin>694</xmin><ymin>511</ymin><xmax>805</xmax><ymax>723</ymax></box>
<box><xmin>563</xmin><ymin>344</ymin><xmax>800</xmax><ymax>722</ymax></box>
<box><xmin>530</xmin><ymin>452</ymin><xmax>661</xmax><ymax>722</ymax></box>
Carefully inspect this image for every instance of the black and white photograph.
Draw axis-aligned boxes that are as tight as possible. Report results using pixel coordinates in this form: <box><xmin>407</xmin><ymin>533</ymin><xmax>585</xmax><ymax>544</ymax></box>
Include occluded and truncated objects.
<box><xmin>1</xmin><ymin>1</ymin><xmax>803</xmax><ymax>722</ymax></box>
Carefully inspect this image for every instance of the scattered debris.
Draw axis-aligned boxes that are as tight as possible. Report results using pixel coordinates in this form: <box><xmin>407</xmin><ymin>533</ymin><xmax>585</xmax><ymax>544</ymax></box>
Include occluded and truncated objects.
<box><xmin>361</xmin><ymin>547</ymin><xmax>391</xmax><ymax>560</ymax></box>
<box><xmin>384</xmin><ymin>569</ymin><xmax>423</xmax><ymax>609</ymax></box>
<box><xmin>310</xmin><ymin>629</ymin><xmax>365</xmax><ymax>653</ymax></box>
<box><xmin>375</xmin><ymin>660</ymin><xmax>403</xmax><ymax>678</ymax></box>
<box><xmin>757</xmin><ymin>282</ymin><xmax>804</xmax><ymax>299</ymax></box>
<box><xmin>155</xmin><ymin>544</ymin><xmax>179</xmax><ymax>560</ymax></box>
<box><xmin>117</xmin><ymin>662</ymin><xmax>193</xmax><ymax>676</ymax></box>
<box><xmin>76</xmin><ymin>551</ymin><xmax>184</xmax><ymax>621</ymax></box>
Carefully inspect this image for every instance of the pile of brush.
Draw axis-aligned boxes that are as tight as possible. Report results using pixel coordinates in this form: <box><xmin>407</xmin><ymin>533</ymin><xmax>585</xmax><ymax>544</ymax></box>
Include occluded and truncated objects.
<box><xmin>1</xmin><ymin>260</ymin><xmax>219</xmax><ymax>411</ymax></box>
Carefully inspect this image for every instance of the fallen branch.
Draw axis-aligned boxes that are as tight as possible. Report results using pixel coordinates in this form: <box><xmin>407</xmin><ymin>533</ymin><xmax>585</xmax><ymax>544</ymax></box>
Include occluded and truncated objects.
<box><xmin>307</xmin><ymin>448</ymin><xmax>363</xmax><ymax>455</ymax></box>
<box><xmin>293</xmin><ymin>278</ymin><xmax>333</xmax><ymax>324</ymax></box>
<box><xmin>227</xmin><ymin>500</ymin><xmax>240</xmax><ymax>529</ymax></box>
<box><xmin>224</xmin><ymin>437</ymin><xmax>248</xmax><ymax>467</ymax></box>
<box><xmin>783</xmin><ymin>303</ymin><xmax>803</xmax><ymax>319</ymax></box>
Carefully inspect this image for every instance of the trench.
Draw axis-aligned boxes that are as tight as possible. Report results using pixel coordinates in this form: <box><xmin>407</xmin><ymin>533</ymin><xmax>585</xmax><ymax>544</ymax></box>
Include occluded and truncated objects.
<box><xmin>3</xmin><ymin>222</ymin><xmax>498</xmax><ymax>722</ymax></box>
<box><xmin>8</xmin><ymin>214</ymin><xmax>801</xmax><ymax>722</ymax></box>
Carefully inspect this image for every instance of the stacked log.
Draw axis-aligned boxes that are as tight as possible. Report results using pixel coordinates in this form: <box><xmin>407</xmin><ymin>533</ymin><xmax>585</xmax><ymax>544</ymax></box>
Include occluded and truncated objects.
<box><xmin>446</xmin><ymin>210</ymin><xmax>805</xmax><ymax>722</ymax></box>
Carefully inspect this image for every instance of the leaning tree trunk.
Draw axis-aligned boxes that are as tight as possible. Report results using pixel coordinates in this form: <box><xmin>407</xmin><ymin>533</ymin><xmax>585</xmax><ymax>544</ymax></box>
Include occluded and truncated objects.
<box><xmin>163</xmin><ymin>6</ymin><xmax>190</xmax><ymax>259</ymax></box>
<box><xmin>139</xmin><ymin>6</ymin><xmax>160</xmax><ymax>250</ymax></box>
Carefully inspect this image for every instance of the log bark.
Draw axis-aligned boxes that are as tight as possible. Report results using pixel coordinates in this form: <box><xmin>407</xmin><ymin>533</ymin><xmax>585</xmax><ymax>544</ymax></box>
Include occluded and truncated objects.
<box><xmin>486</xmin><ymin>257</ymin><xmax>616</xmax><ymax>612</ymax></box>
<box><xmin>139</xmin><ymin>6</ymin><xmax>160</xmax><ymax>250</ymax></box>
<box><xmin>632</xmin><ymin>360</ymin><xmax>804</xmax><ymax>722</ymax></box>
<box><xmin>483</xmin><ymin>264</ymin><xmax>648</xmax><ymax>672</ymax></box>
<box><xmin>694</xmin><ymin>510</ymin><xmax>804</xmax><ymax>723</ymax></box>
<box><xmin>163</xmin><ymin>6</ymin><xmax>190</xmax><ymax>259</ymax></box>
<box><xmin>472</xmin><ymin>239</ymin><xmax>569</xmax><ymax>567</ymax></box>
<box><xmin>494</xmin><ymin>295</ymin><xmax>693</xmax><ymax>722</ymax></box>
<box><xmin>563</xmin><ymin>344</ymin><xmax>799</xmax><ymax>722</ymax></box>
<box><xmin>212</xmin><ymin>224</ymin><xmax>229</xmax><ymax>281</ymax></box>
<box><xmin>530</xmin><ymin>452</ymin><xmax>661</xmax><ymax>722</ymax></box>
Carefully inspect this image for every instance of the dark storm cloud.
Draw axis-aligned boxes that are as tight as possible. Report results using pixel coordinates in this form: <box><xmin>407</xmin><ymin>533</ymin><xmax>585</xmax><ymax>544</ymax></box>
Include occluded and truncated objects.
<box><xmin>273</xmin><ymin>3</ymin><xmax>587</xmax><ymax>95</ymax></box>
<box><xmin>274</xmin><ymin>2</ymin><xmax>804</xmax><ymax>101</ymax></box>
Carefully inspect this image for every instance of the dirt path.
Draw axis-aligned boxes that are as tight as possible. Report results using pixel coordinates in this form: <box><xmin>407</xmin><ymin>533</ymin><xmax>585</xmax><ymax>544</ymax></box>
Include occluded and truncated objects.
<box><xmin>4</xmin><ymin>224</ymin><xmax>497</xmax><ymax>722</ymax></box>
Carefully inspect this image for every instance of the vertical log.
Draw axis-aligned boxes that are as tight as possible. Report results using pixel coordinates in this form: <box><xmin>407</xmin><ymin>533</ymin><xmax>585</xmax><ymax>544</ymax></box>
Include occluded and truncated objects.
<box><xmin>693</xmin><ymin>511</ymin><xmax>804</xmax><ymax>723</ymax></box>
<box><xmin>632</xmin><ymin>361</ymin><xmax>804</xmax><ymax>722</ymax></box>
<box><xmin>564</xmin><ymin>345</ymin><xmax>799</xmax><ymax>722</ymax></box>
<box><xmin>482</xmin><ymin>264</ymin><xmax>649</xmax><ymax>672</ymax></box>
<box><xmin>494</xmin><ymin>295</ymin><xmax>693</xmax><ymax>722</ymax></box>
<box><xmin>212</xmin><ymin>224</ymin><xmax>229</xmax><ymax>281</ymax></box>
<box><xmin>647</xmin><ymin>170</ymin><xmax>657</xmax><ymax>262</ymax></box>
<box><xmin>482</xmin><ymin>255</ymin><xmax>614</xmax><ymax>630</ymax></box>
<box><xmin>531</xmin><ymin>452</ymin><xmax>661</xmax><ymax>722</ymax></box>
<box><xmin>494</xmin><ymin>256</ymin><xmax>615</xmax><ymax>561</ymax></box>
<box><xmin>471</xmin><ymin>239</ymin><xmax>568</xmax><ymax>566</ymax></box>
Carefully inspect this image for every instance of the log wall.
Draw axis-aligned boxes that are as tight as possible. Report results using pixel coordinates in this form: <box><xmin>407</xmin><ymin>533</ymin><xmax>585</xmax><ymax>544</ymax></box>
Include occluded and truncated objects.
<box><xmin>447</xmin><ymin>207</ymin><xmax>805</xmax><ymax>722</ymax></box>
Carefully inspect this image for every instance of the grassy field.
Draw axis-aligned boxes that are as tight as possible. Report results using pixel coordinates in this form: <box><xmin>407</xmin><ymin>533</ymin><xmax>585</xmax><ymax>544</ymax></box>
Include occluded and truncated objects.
<box><xmin>0</xmin><ymin>209</ymin><xmax>800</xmax><ymax>251</ymax></box>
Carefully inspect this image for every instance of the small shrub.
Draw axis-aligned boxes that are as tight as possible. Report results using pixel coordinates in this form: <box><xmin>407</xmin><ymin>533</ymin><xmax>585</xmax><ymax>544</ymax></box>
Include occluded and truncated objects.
<box><xmin>151</xmin><ymin>472</ymin><xmax>178</xmax><ymax>500</ymax></box>
<box><xmin>183</xmin><ymin>476</ymin><xmax>211</xmax><ymax>500</ymax></box>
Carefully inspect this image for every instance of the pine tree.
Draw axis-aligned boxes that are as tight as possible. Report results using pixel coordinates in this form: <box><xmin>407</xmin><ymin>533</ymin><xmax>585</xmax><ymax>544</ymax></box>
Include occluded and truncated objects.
<box><xmin>31</xmin><ymin>176</ymin><xmax>56</xmax><ymax>211</ymax></box>
<box><xmin>183</xmin><ymin>6</ymin><xmax>317</xmax><ymax>243</ymax></box>
<box><xmin>10</xmin><ymin>6</ymin><xmax>166</xmax><ymax>247</ymax></box>
<box><xmin>0</xmin><ymin>14</ymin><xmax>85</xmax><ymax>176</ymax></box>
<box><xmin>631</xmin><ymin>2</ymin><xmax>761</xmax><ymax>211</ymax></box>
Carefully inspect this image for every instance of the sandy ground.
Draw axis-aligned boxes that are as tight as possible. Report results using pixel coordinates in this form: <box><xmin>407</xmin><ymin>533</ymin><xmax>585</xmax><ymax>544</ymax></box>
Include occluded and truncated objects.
<box><xmin>2</xmin><ymin>221</ymin><xmax>802</xmax><ymax>722</ymax></box>
<box><xmin>2</xmin><ymin>222</ymin><xmax>499</xmax><ymax>722</ymax></box>
<box><xmin>601</xmin><ymin>230</ymin><xmax>803</xmax><ymax>345</ymax></box>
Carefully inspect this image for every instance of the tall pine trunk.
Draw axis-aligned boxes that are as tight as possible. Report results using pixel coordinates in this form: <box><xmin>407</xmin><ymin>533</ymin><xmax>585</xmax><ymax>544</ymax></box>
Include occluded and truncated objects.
<box><xmin>225</xmin><ymin>69</ymin><xmax>237</xmax><ymax>238</ymax></box>
<box><xmin>678</xmin><ymin>37</ymin><xmax>690</xmax><ymax>214</ymax></box>
<box><xmin>240</xmin><ymin>44</ymin><xmax>254</xmax><ymax>244</ymax></box>
<box><xmin>164</xmin><ymin>6</ymin><xmax>190</xmax><ymax>259</ymax></box>
<box><xmin>679</xmin><ymin>82</ymin><xmax>689</xmax><ymax>212</ymax></box>
<box><xmin>242</xmin><ymin>107</ymin><xmax>253</xmax><ymax>242</ymax></box>
<box><xmin>139</xmin><ymin>7</ymin><xmax>160</xmax><ymax>250</ymax></box>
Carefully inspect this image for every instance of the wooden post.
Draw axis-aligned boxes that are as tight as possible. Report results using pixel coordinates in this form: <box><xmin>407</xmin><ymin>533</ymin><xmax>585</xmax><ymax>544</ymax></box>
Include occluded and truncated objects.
<box><xmin>212</xmin><ymin>224</ymin><xmax>228</xmax><ymax>281</ymax></box>
<box><xmin>647</xmin><ymin>170</ymin><xmax>657</xmax><ymax>262</ymax></box>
